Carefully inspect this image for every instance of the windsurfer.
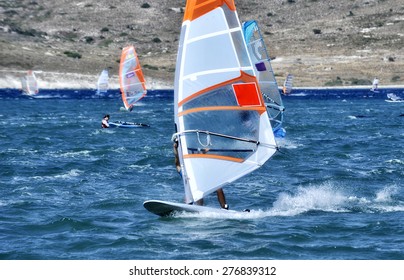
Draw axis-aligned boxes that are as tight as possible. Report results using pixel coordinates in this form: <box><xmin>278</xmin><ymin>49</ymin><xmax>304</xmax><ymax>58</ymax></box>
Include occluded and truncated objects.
<box><xmin>101</xmin><ymin>114</ymin><xmax>110</xmax><ymax>128</ymax></box>
<box><xmin>173</xmin><ymin>138</ymin><xmax>228</xmax><ymax>210</ymax></box>
<box><xmin>191</xmin><ymin>189</ymin><xmax>228</xmax><ymax>209</ymax></box>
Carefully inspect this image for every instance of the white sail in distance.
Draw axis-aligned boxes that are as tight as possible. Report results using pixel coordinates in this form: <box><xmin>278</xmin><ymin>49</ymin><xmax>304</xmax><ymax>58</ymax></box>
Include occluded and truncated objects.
<box><xmin>97</xmin><ymin>69</ymin><xmax>109</xmax><ymax>95</ymax></box>
<box><xmin>371</xmin><ymin>77</ymin><xmax>379</xmax><ymax>92</ymax></box>
<box><xmin>21</xmin><ymin>70</ymin><xmax>39</xmax><ymax>96</ymax></box>
<box><xmin>173</xmin><ymin>0</ymin><xmax>278</xmax><ymax>203</ymax></box>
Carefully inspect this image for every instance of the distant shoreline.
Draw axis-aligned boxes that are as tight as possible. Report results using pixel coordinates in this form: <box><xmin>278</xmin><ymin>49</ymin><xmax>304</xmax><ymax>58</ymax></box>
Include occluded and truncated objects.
<box><xmin>1</xmin><ymin>69</ymin><xmax>403</xmax><ymax>91</ymax></box>
<box><xmin>0</xmin><ymin>69</ymin><xmax>172</xmax><ymax>90</ymax></box>
<box><xmin>288</xmin><ymin>85</ymin><xmax>404</xmax><ymax>90</ymax></box>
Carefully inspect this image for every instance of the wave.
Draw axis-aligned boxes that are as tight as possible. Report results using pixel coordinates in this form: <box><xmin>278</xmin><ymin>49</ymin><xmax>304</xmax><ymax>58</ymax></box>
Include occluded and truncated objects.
<box><xmin>32</xmin><ymin>169</ymin><xmax>83</xmax><ymax>181</ymax></box>
<box><xmin>0</xmin><ymin>89</ymin><xmax>172</xmax><ymax>99</ymax></box>
<box><xmin>174</xmin><ymin>183</ymin><xmax>404</xmax><ymax>219</ymax></box>
<box><xmin>51</xmin><ymin>150</ymin><xmax>92</xmax><ymax>158</ymax></box>
<box><xmin>385</xmin><ymin>159</ymin><xmax>404</xmax><ymax>165</ymax></box>
<box><xmin>276</xmin><ymin>138</ymin><xmax>302</xmax><ymax>149</ymax></box>
<box><xmin>1</xmin><ymin>88</ymin><xmax>404</xmax><ymax>100</ymax></box>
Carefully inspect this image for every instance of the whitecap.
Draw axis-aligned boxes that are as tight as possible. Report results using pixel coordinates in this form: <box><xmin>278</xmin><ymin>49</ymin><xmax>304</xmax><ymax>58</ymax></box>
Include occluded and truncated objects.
<box><xmin>53</xmin><ymin>150</ymin><xmax>91</xmax><ymax>158</ymax></box>
<box><xmin>276</xmin><ymin>138</ymin><xmax>302</xmax><ymax>149</ymax></box>
<box><xmin>271</xmin><ymin>184</ymin><xmax>347</xmax><ymax>216</ymax></box>
<box><xmin>385</xmin><ymin>159</ymin><xmax>403</xmax><ymax>165</ymax></box>
<box><xmin>375</xmin><ymin>186</ymin><xmax>399</xmax><ymax>203</ymax></box>
<box><xmin>32</xmin><ymin>169</ymin><xmax>83</xmax><ymax>181</ymax></box>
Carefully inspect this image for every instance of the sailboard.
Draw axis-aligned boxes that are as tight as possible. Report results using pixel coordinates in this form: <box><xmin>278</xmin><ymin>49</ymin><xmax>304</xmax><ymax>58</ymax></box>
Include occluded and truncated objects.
<box><xmin>370</xmin><ymin>77</ymin><xmax>379</xmax><ymax>93</ymax></box>
<box><xmin>20</xmin><ymin>70</ymin><xmax>39</xmax><ymax>96</ymax></box>
<box><xmin>108</xmin><ymin>121</ymin><xmax>150</xmax><ymax>128</ymax></box>
<box><xmin>242</xmin><ymin>20</ymin><xmax>285</xmax><ymax>136</ymax></box>
<box><xmin>143</xmin><ymin>200</ymin><xmax>236</xmax><ymax>217</ymax></box>
<box><xmin>144</xmin><ymin>0</ymin><xmax>278</xmax><ymax>216</ymax></box>
<box><xmin>119</xmin><ymin>45</ymin><xmax>147</xmax><ymax>111</ymax></box>
<box><xmin>96</xmin><ymin>69</ymin><xmax>109</xmax><ymax>95</ymax></box>
<box><xmin>282</xmin><ymin>73</ymin><xmax>293</xmax><ymax>95</ymax></box>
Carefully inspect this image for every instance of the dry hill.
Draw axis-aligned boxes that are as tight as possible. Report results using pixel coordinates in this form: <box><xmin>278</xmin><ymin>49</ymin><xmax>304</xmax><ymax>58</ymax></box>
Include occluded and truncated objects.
<box><xmin>1</xmin><ymin>0</ymin><xmax>403</xmax><ymax>88</ymax></box>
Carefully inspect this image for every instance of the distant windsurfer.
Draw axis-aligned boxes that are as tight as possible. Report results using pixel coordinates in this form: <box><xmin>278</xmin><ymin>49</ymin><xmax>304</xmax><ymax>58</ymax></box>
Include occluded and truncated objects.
<box><xmin>173</xmin><ymin>138</ymin><xmax>228</xmax><ymax>210</ymax></box>
<box><xmin>371</xmin><ymin>77</ymin><xmax>379</xmax><ymax>92</ymax></box>
<box><xmin>101</xmin><ymin>114</ymin><xmax>110</xmax><ymax>128</ymax></box>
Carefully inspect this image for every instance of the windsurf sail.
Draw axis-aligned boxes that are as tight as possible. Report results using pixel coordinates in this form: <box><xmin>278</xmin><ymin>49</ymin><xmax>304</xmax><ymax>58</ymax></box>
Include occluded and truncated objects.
<box><xmin>386</xmin><ymin>93</ymin><xmax>402</xmax><ymax>102</ymax></box>
<box><xmin>282</xmin><ymin>73</ymin><xmax>293</xmax><ymax>95</ymax></box>
<box><xmin>119</xmin><ymin>45</ymin><xmax>147</xmax><ymax>111</ymax></box>
<box><xmin>20</xmin><ymin>70</ymin><xmax>39</xmax><ymax>96</ymax></box>
<box><xmin>371</xmin><ymin>77</ymin><xmax>379</xmax><ymax>92</ymax></box>
<box><xmin>242</xmin><ymin>20</ymin><xmax>285</xmax><ymax>133</ymax></box>
<box><xmin>173</xmin><ymin>0</ymin><xmax>278</xmax><ymax>204</ymax></box>
<box><xmin>96</xmin><ymin>69</ymin><xmax>109</xmax><ymax>95</ymax></box>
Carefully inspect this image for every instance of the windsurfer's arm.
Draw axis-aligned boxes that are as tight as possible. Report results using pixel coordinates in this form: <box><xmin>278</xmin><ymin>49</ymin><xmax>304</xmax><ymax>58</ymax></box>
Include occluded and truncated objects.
<box><xmin>173</xmin><ymin>141</ymin><xmax>181</xmax><ymax>172</ymax></box>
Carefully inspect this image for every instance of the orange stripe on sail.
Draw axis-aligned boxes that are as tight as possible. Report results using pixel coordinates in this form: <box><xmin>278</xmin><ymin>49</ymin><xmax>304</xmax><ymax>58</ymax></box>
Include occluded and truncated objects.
<box><xmin>178</xmin><ymin>71</ymin><xmax>266</xmax><ymax>115</ymax></box>
<box><xmin>131</xmin><ymin>47</ymin><xmax>147</xmax><ymax>91</ymax></box>
<box><xmin>179</xmin><ymin>71</ymin><xmax>257</xmax><ymax>108</ymax></box>
<box><xmin>178</xmin><ymin>105</ymin><xmax>266</xmax><ymax>117</ymax></box>
<box><xmin>184</xmin><ymin>153</ymin><xmax>243</xmax><ymax>163</ymax></box>
<box><xmin>184</xmin><ymin>0</ymin><xmax>236</xmax><ymax>22</ymax></box>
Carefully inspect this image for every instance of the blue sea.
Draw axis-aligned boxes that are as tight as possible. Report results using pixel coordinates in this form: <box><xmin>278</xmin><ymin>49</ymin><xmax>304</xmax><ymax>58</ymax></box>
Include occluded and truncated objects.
<box><xmin>0</xmin><ymin>87</ymin><xmax>403</xmax><ymax>260</ymax></box>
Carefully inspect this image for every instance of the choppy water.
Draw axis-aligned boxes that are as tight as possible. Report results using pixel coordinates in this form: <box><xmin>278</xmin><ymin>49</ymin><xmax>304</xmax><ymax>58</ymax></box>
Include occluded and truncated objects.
<box><xmin>0</xmin><ymin>88</ymin><xmax>403</xmax><ymax>260</ymax></box>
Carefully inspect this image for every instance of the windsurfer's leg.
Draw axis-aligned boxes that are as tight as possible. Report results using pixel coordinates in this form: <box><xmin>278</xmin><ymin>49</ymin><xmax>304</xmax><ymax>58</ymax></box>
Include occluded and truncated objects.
<box><xmin>195</xmin><ymin>198</ymin><xmax>204</xmax><ymax>206</ymax></box>
<box><xmin>216</xmin><ymin>189</ymin><xmax>228</xmax><ymax>209</ymax></box>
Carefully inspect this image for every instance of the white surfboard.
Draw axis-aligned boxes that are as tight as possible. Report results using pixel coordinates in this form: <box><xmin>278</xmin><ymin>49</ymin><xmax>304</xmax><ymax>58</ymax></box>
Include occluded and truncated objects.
<box><xmin>108</xmin><ymin>121</ymin><xmax>149</xmax><ymax>128</ymax></box>
<box><xmin>143</xmin><ymin>200</ymin><xmax>236</xmax><ymax>217</ymax></box>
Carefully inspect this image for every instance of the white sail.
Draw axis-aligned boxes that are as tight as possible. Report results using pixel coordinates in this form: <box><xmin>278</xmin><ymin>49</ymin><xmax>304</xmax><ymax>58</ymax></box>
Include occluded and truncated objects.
<box><xmin>173</xmin><ymin>0</ymin><xmax>277</xmax><ymax>203</ymax></box>
<box><xmin>21</xmin><ymin>70</ymin><xmax>39</xmax><ymax>96</ymax></box>
<box><xmin>242</xmin><ymin>20</ymin><xmax>285</xmax><ymax>133</ymax></box>
<box><xmin>282</xmin><ymin>73</ymin><xmax>293</xmax><ymax>95</ymax></box>
<box><xmin>371</xmin><ymin>77</ymin><xmax>379</xmax><ymax>92</ymax></box>
<box><xmin>96</xmin><ymin>69</ymin><xmax>109</xmax><ymax>95</ymax></box>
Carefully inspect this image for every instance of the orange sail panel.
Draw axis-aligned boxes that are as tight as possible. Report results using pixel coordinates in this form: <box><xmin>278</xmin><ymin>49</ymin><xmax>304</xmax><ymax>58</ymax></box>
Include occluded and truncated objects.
<box><xmin>184</xmin><ymin>0</ymin><xmax>236</xmax><ymax>21</ymax></box>
<box><xmin>233</xmin><ymin>83</ymin><xmax>262</xmax><ymax>107</ymax></box>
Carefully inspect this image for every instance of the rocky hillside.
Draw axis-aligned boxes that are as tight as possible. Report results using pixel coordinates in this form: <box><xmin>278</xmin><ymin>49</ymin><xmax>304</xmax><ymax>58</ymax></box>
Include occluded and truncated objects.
<box><xmin>1</xmin><ymin>0</ymin><xmax>403</xmax><ymax>88</ymax></box>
